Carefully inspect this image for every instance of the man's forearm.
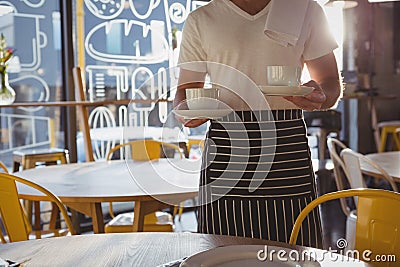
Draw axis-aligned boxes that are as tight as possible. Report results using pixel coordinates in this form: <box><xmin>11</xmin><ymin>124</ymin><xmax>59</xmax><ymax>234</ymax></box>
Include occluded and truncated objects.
<box><xmin>173</xmin><ymin>87</ymin><xmax>187</xmax><ymax>108</ymax></box>
<box><xmin>321</xmin><ymin>77</ymin><xmax>343</xmax><ymax>109</ymax></box>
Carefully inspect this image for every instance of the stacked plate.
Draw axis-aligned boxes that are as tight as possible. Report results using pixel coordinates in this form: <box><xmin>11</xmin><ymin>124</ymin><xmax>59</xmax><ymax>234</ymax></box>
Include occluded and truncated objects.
<box><xmin>180</xmin><ymin>245</ymin><xmax>321</xmax><ymax>267</ymax></box>
<box><xmin>174</xmin><ymin>88</ymin><xmax>232</xmax><ymax>119</ymax></box>
<box><xmin>173</xmin><ymin>109</ymin><xmax>232</xmax><ymax>120</ymax></box>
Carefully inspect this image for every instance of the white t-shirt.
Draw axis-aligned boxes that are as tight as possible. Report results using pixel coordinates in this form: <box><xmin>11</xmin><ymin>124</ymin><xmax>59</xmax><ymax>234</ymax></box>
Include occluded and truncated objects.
<box><xmin>178</xmin><ymin>0</ymin><xmax>338</xmax><ymax>110</ymax></box>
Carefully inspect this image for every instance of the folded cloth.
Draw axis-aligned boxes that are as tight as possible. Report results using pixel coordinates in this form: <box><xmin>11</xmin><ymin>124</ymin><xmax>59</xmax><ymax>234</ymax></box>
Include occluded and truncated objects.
<box><xmin>264</xmin><ymin>0</ymin><xmax>310</xmax><ymax>47</ymax></box>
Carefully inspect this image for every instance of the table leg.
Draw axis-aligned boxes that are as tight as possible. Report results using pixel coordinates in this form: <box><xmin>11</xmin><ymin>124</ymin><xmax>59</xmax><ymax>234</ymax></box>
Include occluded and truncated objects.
<box><xmin>132</xmin><ymin>201</ymin><xmax>169</xmax><ymax>232</ymax></box>
<box><xmin>132</xmin><ymin>201</ymin><xmax>145</xmax><ymax>232</ymax></box>
<box><xmin>33</xmin><ymin>201</ymin><xmax>41</xmax><ymax>231</ymax></box>
<box><xmin>65</xmin><ymin>202</ymin><xmax>105</xmax><ymax>234</ymax></box>
<box><xmin>90</xmin><ymin>203</ymin><xmax>104</xmax><ymax>234</ymax></box>
<box><xmin>23</xmin><ymin>200</ymin><xmax>33</xmax><ymax>225</ymax></box>
<box><xmin>70</xmin><ymin>209</ymin><xmax>82</xmax><ymax>234</ymax></box>
<box><xmin>49</xmin><ymin>203</ymin><xmax>60</xmax><ymax>230</ymax></box>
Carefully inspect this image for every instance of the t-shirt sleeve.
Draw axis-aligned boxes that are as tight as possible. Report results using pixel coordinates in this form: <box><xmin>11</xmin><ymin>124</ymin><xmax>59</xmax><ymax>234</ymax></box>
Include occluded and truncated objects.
<box><xmin>303</xmin><ymin>2</ymin><xmax>338</xmax><ymax>60</ymax></box>
<box><xmin>178</xmin><ymin>13</ymin><xmax>207</xmax><ymax>72</ymax></box>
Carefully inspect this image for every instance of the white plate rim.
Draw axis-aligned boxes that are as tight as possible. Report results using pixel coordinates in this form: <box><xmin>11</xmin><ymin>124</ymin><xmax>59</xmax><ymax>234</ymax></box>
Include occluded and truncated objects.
<box><xmin>173</xmin><ymin>109</ymin><xmax>232</xmax><ymax>119</ymax></box>
<box><xmin>259</xmin><ymin>85</ymin><xmax>314</xmax><ymax>96</ymax></box>
<box><xmin>180</xmin><ymin>245</ymin><xmax>321</xmax><ymax>267</ymax></box>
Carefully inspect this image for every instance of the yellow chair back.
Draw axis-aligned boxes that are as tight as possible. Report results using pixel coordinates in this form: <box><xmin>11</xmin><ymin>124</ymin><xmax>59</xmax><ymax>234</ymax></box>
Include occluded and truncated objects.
<box><xmin>0</xmin><ymin>161</ymin><xmax>8</xmax><ymax>173</ymax></box>
<box><xmin>356</xmin><ymin>193</ymin><xmax>400</xmax><ymax>263</ymax></box>
<box><xmin>0</xmin><ymin>161</ymin><xmax>10</xmax><ymax>243</ymax></box>
<box><xmin>289</xmin><ymin>189</ymin><xmax>400</xmax><ymax>267</ymax></box>
<box><xmin>0</xmin><ymin>174</ymin><xmax>30</xmax><ymax>242</ymax></box>
<box><xmin>106</xmin><ymin>140</ymin><xmax>183</xmax><ymax>161</ymax></box>
<box><xmin>0</xmin><ymin>173</ymin><xmax>76</xmax><ymax>242</ymax></box>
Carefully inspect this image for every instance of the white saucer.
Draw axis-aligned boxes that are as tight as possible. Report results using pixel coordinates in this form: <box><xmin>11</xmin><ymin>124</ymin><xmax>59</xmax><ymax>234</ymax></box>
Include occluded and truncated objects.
<box><xmin>259</xmin><ymin>86</ymin><xmax>314</xmax><ymax>96</ymax></box>
<box><xmin>181</xmin><ymin>245</ymin><xmax>321</xmax><ymax>267</ymax></box>
<box><xmin>173</xmin><ymin>109</ymin><xmax>232</xmax><ymax>119</ymax></box>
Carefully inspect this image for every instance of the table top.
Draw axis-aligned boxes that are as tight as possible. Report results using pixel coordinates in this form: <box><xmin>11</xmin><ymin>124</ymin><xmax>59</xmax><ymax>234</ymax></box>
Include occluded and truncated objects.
<box><xmin>0</xmin><ymin>233</ymin><xmax>373</xmax><ymax>266</ymax></box>
<box><xmin>362</xmin><ymin>151</ymin><xmax>400</xmax><ymax>181</ymax></box>
<box><xmin>15</xmin><ymin>159</ymin><xmax>200</xmax><ymax>205</ymax></box>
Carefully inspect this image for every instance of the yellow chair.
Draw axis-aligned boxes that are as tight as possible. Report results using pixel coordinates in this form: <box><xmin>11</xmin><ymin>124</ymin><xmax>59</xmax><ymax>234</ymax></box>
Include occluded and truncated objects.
<box><xmin>340</xmin><ymin>147</ymin><xmax>398</xmax><ymax>250</ymax></box>
<box><xmin>328</xmin><ymin>139</ymin><xmax>400</xmax><ymax>250</ymax></box>
<box><xmin>377</xmin><ymin>121</ymin><xmax>400</xmax><ymax>152</ymax></box>
<box><xmin>106</xmin><ymin>140</ymin><xmax>183</xmax><ymax>162</ymax></box>
<box><xmin>393</xmin><ymin>128</ymin><xmax>400</xmax><ymax>151</ymax></box>
<box><xmin>11</xmin><ymin>148</ymin><xmax>70</xmax><ymax>237</ymax></box>
<box><xmin>289</xmin><ymin>189</ymin><xmax>400</xmax><ymax>267</ymax></box>
<box><xmin>0</xmin><ymin>161</ymin><xmax>8</xmax><ymax>174</ymax></box>
<box><xmin>0</xmin><ymin>161</ymin><xmax>9</xmax><ymax>243</ymax></box>
<box><xmin>105</xmin><ymin>140</ymin><xmax>183</xmax><ymax>233</ymax></box>
<box><xmin>0</xmin><ymin>172</ymin><xmax>76</xmax><ymax>243</ymax></box>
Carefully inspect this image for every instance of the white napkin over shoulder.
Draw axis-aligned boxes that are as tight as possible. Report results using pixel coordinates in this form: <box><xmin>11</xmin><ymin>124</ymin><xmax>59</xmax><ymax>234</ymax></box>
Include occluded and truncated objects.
<box><xmin>264</xmin><ymin>0</ymin><xmax>311</xmax><ymax>47</ymax></box>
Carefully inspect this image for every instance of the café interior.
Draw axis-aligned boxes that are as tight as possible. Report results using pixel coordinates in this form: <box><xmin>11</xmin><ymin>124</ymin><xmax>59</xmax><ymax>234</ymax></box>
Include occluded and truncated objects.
<box><xmin>0</xmin><ymin>0</ymin><xmax>399</xmax><ymax>266</ymax></box>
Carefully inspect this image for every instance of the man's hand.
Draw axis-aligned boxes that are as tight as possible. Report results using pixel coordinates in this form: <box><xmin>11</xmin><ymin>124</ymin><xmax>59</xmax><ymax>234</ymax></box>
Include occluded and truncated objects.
<box><xmin>173</xmin><ymin>69</ymin><xmax>208</xmax><ymax>127</ymax></box>
<box><xmin>283</xmin><ymin>80</ymin><xmax>326</xmax><ymax>111</ymax></box>
<box><xmin>175</xmin><ymin>115</ymin><xmax>208</xmax><ymax>128</ymax></box>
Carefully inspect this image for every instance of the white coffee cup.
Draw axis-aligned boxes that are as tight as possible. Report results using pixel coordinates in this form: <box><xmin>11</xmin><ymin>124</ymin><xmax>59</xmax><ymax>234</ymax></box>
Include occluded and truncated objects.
<box><xmin>185</xmin><ymin>88</ymin><xmax>220</xmax><ymax>110</ymax></box>
<box><xmin>266</xmin><ymin>66</ymin><xmax>301</xmax><ymax>86</ymax></box>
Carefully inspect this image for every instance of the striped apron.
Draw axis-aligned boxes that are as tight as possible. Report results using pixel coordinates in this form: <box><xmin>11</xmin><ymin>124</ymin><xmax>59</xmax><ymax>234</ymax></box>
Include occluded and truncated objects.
<box><xmin>198</xmin><ymin>109</ymin><xmax>322</xmax><ymax>248</ymax></box>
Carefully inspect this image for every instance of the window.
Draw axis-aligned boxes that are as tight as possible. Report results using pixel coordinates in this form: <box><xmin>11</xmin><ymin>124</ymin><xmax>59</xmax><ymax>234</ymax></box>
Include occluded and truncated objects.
<box><xmin>73</xmin><ymin>0</ymin><xmax>208</xmax><ymax>161</ymax></box>
<box><xmin>0</xmin><ymin>1</ymin><xmax>64</xmax><ymax>167</ymax></box>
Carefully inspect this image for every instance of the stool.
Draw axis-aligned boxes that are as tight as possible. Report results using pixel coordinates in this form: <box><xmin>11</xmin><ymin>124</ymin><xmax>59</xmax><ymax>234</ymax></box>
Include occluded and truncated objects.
<box><xmin>304</xmin><ymin>110</ymin><xmax>342</xmax><ymax>160</ymax></box>
<box><xmin>12</xmin><ymin>148</ymin><xmax>69</xmax><ymax>232</ymax></box>
<box><xmin>395</xmin><ymin>128</ymin><xmax>400</xmax><ymax>151</ymax></box>
<box><xmin>12</xmin><ymin>148</ymin><xmax>69</xmax><ymax>172</ymax></box>
<box><xmin>377</xmin><ymin>121</ymin><xmax>400</xmax><ymax>152</ymax></box>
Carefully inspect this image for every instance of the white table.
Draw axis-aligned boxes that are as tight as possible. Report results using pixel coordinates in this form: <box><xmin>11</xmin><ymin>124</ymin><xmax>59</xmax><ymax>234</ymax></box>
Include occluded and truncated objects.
<box><xmin>362</xmin><ymin>151</ymin><xmax>400</xmax><ymax>181</ymax></box>
<box><xmin>15</xmin><ymin>159</ymin><xmax>200</xmax><ymax>233</ymax></box>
